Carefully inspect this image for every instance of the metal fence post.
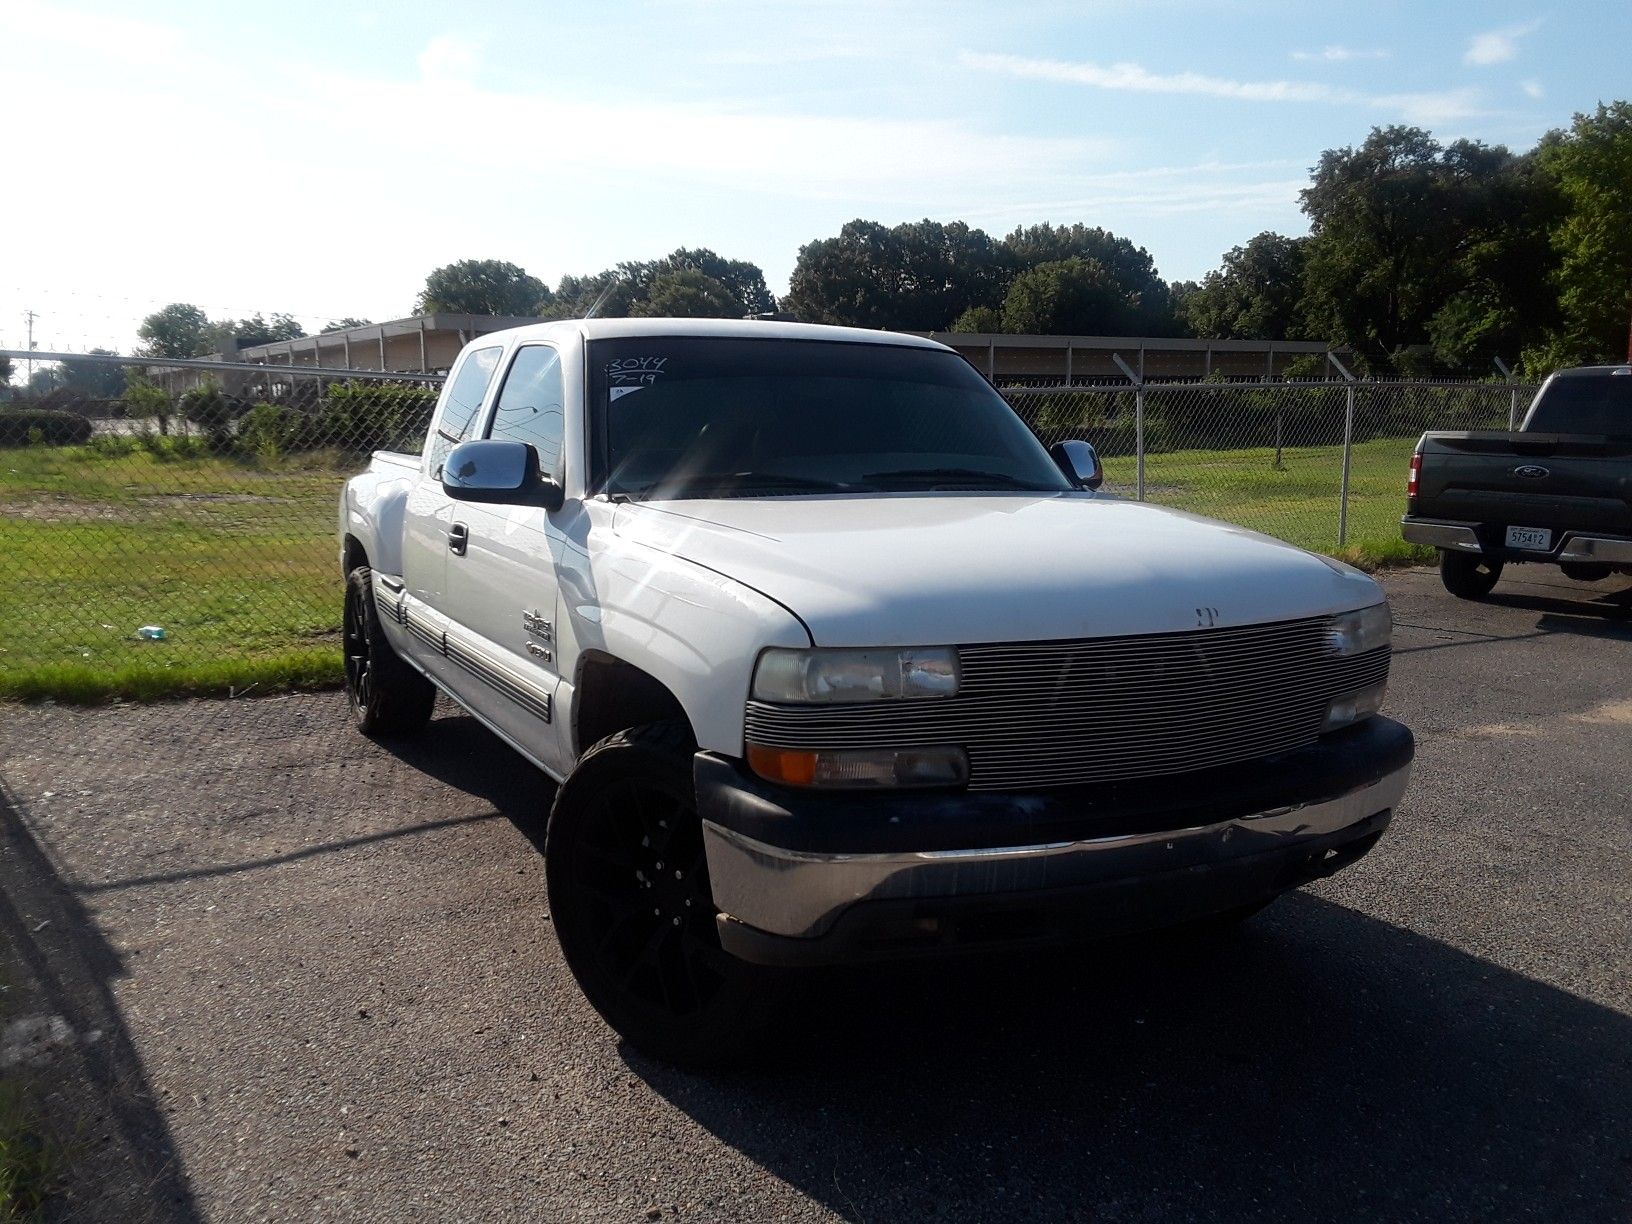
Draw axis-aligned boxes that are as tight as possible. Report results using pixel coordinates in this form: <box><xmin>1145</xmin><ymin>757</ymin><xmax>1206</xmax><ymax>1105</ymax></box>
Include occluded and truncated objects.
<box><xmin>1494</xmin><ymin>356</ymin><xmax>1517</xmax><ymax>429</ymax></box>
<box><xmin>1327</xmin><ymin>352</ymin><xmax>1358</xmax><ymax>548</ymax></box>
<box><xmin>1113</xmin><ymin>353</ymin><xmax>1146</xmax><ymax>500</ymax></box>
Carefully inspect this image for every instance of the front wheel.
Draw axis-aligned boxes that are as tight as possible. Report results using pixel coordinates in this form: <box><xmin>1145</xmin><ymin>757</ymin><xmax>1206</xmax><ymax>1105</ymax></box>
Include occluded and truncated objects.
<box><xmin>545</xmin><ymin>722</ymin><xmax>770</xmax><ymax>1066</ymax></box>
<box><xmin>1439</xmin><ymin>550</ymin><xmax>1503</xmax><ymax>600</ymax></box>
<box><xmin>343</xmin><ymin>565</ymin><xmax>436</xmax><ymax>736</ymax></box>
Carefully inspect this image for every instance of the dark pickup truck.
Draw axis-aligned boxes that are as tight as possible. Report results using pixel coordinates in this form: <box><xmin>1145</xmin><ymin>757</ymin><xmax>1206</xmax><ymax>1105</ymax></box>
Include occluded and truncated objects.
<box><xmin>1403</xmin><ymin>364</ymin><xmax>1632</xmax><ymax>599</ymax></box>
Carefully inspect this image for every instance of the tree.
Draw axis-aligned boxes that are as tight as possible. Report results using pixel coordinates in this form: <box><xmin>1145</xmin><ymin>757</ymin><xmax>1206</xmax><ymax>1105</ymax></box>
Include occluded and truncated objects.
<box><xmin>1525</xmin><ymin>102</ymin><xmax>1632</xmax><ymax>369</ymax></box>
<box><xmin>416</xmin><ymin>259</ymin><xmax>552</xmax><ymax>316</ymax></box>
<box><xmin>630</xmin><ymin>268</ymin><xmax>744</xmax><ymax>318</ymax></box>
<box><xmin>137</xmin><ymin>303</ymin><xmax>212</xmax><ymax>358</ymax></box>
<box><xmin>1298</xmin><ymin>126</ymin><xmax>1552</xmax><ymax>372</ymax></box>
<box><xmin>784</xmin><ymin>219</ymin><xmax>1008</xmax><ymax>331</ymax></box>
<box><xmin>0</xmin><ymin>355</ymin><xmax>12</xmax><ymax>388</ymax></box>
<box><xmin>322</xmin><ymin>318</ymin><xmax>372</xmax><ymax>334</ymax></box>
<box><xmin>640</xmin><ymin>249</ymin><xmax>775</xmax><ymax>315</ymax></box>
<box><xmin>1179</xmin><ymin>233</ymin><xmax>1310</xmax><ymax>340</ymax></box>
<box><xmin>218</xmin><ymin>313</ymin><xmax>306</xmax><ymax>350</ymax></box>
<box><xmin>25</xmin><ymin>365</ymin><xmax>66</xmax><ymax>397</ymax></box>
<box><xmin>544</xmin><ymin>269</ymin><xmax>638</xmax><ymax>320</ymax></box>
<box><xmin>1000</xmin><ymin>223</ymin><xmax>1177</xmax><ymax>333</ymax></box>
<box><xmin>58</xmin><ymin>349</ymin><xmax>127</xmax><ymax>397</ymax></box>
<box><xmin>947</xmin><ymin>305</ymin><xmax>1003</xmax><ymax>332</ymax></box>
<box><xmin>121</xmin><ymin>373</ymin><xmax>175</xmax><ymax>436</ymax></box>
<box><xmin>999</xmin><ymin>258</ymin><xmax>1141</xmax><ymax>335</ymax></box>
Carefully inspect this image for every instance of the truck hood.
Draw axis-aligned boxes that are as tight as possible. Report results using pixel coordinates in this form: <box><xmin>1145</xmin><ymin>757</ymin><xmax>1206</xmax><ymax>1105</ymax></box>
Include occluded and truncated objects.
<box><xmin>611</xmin><ymin>493</ymin><xmax>1381</xmax><ymax>646</ymax></box>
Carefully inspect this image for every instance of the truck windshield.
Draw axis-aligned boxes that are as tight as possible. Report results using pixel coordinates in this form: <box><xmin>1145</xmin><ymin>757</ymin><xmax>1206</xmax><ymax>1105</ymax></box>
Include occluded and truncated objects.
<box><xmin>1525</xmin><ymin>371</ymin><xmax>1632</xmax><ymax>436</ymax></box>
<box><xmin>587</xmin><ymin>336</ymin><xmax>1073</xmax><ymax>499</ymax></box>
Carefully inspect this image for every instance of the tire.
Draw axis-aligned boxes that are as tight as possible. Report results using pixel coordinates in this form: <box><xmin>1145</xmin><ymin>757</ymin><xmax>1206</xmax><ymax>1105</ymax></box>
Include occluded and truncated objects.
<box><xmin>545</xmin><ymin>721</ymin><xmax>770</xmax><ymax>1066</ymax></box>
<box><xmin>1439</xmin><ymin>549</ymin><xmax>1503</xmax><ymax>600</ymax></box>
<box><xmin>1561</xmin><ymin>561</ymin><xmax>1612</xmax><ymax>583</ymax></box>
<box><xmin>343</xmin><ymin>565</ymin><xmax>436</xmax><ymax>737</ymax></box>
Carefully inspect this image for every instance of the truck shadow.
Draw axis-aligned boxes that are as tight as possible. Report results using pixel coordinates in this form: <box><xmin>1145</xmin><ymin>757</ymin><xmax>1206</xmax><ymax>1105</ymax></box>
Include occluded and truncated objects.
<box><xmin>629</xmin><ymin>895</ymin><xmax>1632</xmax><ymax>1220</ymax></box>
<box><xmin>0</xmin><ymin>786</ymin><xmax>202</xmax><ymax>1223</ymax></box>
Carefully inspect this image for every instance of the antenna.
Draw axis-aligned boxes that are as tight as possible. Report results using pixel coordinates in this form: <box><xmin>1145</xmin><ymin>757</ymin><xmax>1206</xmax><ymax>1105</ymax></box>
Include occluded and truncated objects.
<box><xmin>583</xmin><ymin>276</ymin><xmax>627</xmax><ymax>321</ymax></box>
<box><xmin>24</xmin><ymin>310</ymin><xmax>37</xmax><ymax>387</ymax></box>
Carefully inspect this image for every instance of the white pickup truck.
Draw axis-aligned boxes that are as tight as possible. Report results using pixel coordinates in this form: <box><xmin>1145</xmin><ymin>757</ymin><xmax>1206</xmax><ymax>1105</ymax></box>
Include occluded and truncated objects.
<box><xmin>339</xmin><ymin>318</ymin><xmax>1412</xmax><ymax>1062</ymax></box>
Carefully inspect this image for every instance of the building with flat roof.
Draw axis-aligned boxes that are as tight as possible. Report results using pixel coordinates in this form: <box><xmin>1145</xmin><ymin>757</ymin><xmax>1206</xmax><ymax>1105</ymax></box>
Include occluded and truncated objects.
<box><xmin>231</xmin><ymin>315</ymin><xmax>1338</xmax><ymax>386</ymax></box>
<box><xmin>926</xmin><ymin>332</ymin><xmax>1336</xmax><ymax>385</ymax></box>
<box><xmin>235</xmin><ymin>314</ymin><xmax>540</xmax><ymax>374</ymax></box>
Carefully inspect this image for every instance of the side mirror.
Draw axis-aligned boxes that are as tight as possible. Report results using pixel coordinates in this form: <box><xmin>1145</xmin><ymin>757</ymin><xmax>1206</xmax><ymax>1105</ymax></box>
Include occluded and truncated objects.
<box><xmin>441</xmin><ymin>439</ymin><xmax>565</xmax><ymax>511</ymax></box>
<box><xmin>1050</xmin><ymin>439</ymin><xmax>1104</xmax><ymax>491</ymax></box>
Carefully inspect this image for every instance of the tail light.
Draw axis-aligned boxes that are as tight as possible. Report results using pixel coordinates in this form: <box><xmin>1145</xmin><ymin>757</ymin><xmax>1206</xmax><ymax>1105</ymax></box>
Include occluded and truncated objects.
<box><xmin>1407</xmin><ymin>452</ymin><xmax>1421</xmax><ymax>500</ymax></box>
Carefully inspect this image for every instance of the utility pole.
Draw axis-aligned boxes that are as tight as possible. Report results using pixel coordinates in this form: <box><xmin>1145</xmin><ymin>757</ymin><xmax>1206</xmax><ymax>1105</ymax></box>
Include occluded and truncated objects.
<box><xmin>24</xmin><ymin>310</ymin><xmax>37</xmax><ymax>386</ymax></box>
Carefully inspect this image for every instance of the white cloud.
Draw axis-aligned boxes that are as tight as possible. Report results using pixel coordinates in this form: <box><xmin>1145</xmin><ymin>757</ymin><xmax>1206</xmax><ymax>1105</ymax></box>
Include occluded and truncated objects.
<box><xmin>0</xmin><ymin>0</ymin><xmax>183</xmax><ymax>65</ymax></box>
<box><xmin>1464</xmin><ymin>20</ymin><xmax>1543</xmax><ymax>66</ymax></box>
<box><xmin>1521</xmin><ymin>78</ymin><xmax>1546</xmax><ymax>99</ymax></box>
<box><xmin>1290</xmin><ymin>45</ymin><xmax>1390</xmax><ymax>62</ymax></box>
<box><xmin>962</xmin><ymin>51</ymin><xmax>1486</xmax><ymax>125</ymax></box>
<box><xmin>274</xmin><ymin>60</ymin><xmax>1117</xmax><ymax>204</ymax></box>
<box><xmin>417</xmin><ymin>35</ymin><xmax>483</xmax><ymax>85</ymax></box>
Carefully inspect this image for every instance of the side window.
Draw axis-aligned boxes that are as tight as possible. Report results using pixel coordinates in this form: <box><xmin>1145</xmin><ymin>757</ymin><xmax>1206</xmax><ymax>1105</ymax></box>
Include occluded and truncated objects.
<box><xmin>486</xmin><ymin>345</ymin><xmax>565</xmax><ymax>479</ymax></box>
<box><xmin>427</xmin><ymin>346</ymin><xmax>502</xmax><ymax>475</ymax></box>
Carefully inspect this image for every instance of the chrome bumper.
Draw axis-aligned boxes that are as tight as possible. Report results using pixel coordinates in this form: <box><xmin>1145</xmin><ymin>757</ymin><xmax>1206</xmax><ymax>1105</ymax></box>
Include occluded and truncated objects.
<box><xmin>1400</xmin><ymin>517</ymin><xmax>1482</xmax><ymax>552</ymax></box>
<box><xmin>702</xmin><ymin>761</ymin><xmax>1412</xmax><ymax>941</ymax></box>
<box><xmin>1559</xmin><ymin>535</ymin><xmax>1632</xmax><ymax>564</ymax></box>
<box><xmin>1401</xmin><ymin>518</ymin><xmax>1632</xmax><ymax>565</ymax></box>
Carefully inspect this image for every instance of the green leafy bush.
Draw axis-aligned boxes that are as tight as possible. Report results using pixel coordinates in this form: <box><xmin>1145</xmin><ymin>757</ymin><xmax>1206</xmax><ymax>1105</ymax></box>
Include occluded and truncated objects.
<box><xmin>0</xmin><ymin>407</ymin><xmax>94</xmax><ymax>447</ymax></box>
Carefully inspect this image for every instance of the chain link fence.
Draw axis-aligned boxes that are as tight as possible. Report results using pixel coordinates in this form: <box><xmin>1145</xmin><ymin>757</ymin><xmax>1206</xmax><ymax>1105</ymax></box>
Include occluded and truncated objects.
<box><xmin>0</xmin><ymin>355</ymin><xmax>439</xmax><ymax>699</ymax></box>
<box><xmin>0</xmin><ymin>349</ymin><xmax>1534</xmax><ymax>700</ymax></box>
<box><xmin>1009</xmin><ymin>378</ymin><xmax>1531</xmax><ymax>556</ymax></box>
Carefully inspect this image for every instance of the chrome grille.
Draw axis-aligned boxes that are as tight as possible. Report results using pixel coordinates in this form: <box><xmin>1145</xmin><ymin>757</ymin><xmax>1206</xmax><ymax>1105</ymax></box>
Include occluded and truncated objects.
<box><xmin>743</xmin><ymin>616</ymin><xmax>1391</xmax><ymax>791</ymax></box>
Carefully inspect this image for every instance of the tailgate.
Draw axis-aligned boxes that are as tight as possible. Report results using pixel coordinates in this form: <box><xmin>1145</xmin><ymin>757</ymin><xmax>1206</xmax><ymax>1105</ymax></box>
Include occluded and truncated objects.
<box><xmin>1412</xmin><ymin>431</ymin><xmax>1632</xmax><ymax>535</ymax></box>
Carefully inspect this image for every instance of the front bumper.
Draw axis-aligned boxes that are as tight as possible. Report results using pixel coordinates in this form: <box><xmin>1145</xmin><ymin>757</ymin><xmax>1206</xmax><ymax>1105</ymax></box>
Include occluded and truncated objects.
<box><xmin>1402</xmin><ymin>516</ymin><xmax>1632</xmax><ymax>565</ymax></box>
<box><xmin>696</xmin><ymin>717</ymin><xmax>1413</xmax><ymax>965</ymax></box>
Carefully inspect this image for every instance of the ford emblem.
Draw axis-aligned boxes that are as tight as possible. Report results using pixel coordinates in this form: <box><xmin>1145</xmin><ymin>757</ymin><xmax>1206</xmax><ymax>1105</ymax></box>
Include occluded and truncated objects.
<box><xmin>1513</xmin><ymin>464</ymin><xmax>1550</xmax><ymax>480</ymax></box>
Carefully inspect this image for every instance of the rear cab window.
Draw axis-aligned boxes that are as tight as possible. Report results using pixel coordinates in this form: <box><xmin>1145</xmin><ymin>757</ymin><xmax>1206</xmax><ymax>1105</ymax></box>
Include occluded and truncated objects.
<box><xmin>1524</xmin><ymin>369</ymin><xmax>1632</xmax><ymax>436</ymax></box>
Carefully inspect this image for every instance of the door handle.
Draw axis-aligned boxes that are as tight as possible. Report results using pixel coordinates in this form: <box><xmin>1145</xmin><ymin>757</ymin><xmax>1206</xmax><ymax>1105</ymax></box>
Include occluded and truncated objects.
<box><xmin>447</xmin><ymin>522</ymin><xmax>469</xmax><ymax>556</ymax></box>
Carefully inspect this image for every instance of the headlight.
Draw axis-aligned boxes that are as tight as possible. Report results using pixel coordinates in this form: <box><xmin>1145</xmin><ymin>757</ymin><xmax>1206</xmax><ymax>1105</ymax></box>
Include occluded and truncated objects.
<box><xmin>1323</xmin><ymin>682</ymin><xmax>1387</xmax><ymax>732</ymax></box>
<box><xmin>751</xmin><ymin>646</ymin><xmax>959</xmax><ymax>703</ymax></box>
<box><xmin>747</xmin><ymin>744</ymin><xmax>969</xmax><ymax>789</ymax></box>
<box><xmin>1328</xmin><ymin>603</ymin><xmax>1391</xmax><ymax>657</ymax></box>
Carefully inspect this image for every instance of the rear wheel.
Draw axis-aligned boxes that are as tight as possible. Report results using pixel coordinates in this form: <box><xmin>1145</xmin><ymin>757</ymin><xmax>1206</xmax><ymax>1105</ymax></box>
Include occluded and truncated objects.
<box><xmin>343</xmin><ymin>565</ymin><xmax>436</xmax><ymax>736</ymax></box>
<box><xmin>546</xmin><ymin>722</ymin><xmax>770</xmax><ymax>1066</ymax></box>
<box><xmin>1561</xmin><ymin>561</ymin><xmax>1612</xmax><ymax>583</ymax></box>
<box><xmin>1439</xmin><ymin>550</ymin><xmax>1503</xmax><ymax>600</ymax></box>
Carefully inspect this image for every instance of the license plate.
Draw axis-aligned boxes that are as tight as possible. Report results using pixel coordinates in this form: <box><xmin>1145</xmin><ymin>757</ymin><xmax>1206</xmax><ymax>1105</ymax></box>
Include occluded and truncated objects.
<box><xmin>1505</xmin><ymin>526</ymin><xmax>1552</xmax><ymax>551</ymax></box>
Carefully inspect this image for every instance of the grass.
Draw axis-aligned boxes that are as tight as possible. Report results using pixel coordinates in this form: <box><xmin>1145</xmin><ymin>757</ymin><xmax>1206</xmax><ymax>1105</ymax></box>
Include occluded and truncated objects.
<box><xmin>0</xmin><ymin>436</ymin><xmax>1432</xmax><ymax>704</ymax></box>
<box><xmin>0</xmin><ymin>446</ymin><xmax>354</xmax><ymax>703</ymax></box>
<box><xmin>0</xmin><ymin>1080</ymin><xmax>55</xmax><ymax>1223</ymax></box>
<box><xmin>1100</xmin><ymin>433</ymin><xmax>1434</xmax><ymax>569</ymax></box>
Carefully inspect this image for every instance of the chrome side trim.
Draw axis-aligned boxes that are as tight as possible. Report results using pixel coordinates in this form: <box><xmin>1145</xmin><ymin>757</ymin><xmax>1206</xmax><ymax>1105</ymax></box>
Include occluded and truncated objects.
<box><xmin>702</xmin><ymin>761</ymin><xmax>1412</xmax><ymax>939</ymax></box>
<box><xmin>1400</xmin><ymin>518</ymin><xmax>1482</xmax><ymax>552</ymax></box>
<box><xmin>1558</xmin><ymin>535</ymin><xmax>1632</xmax><ymax>564</ymax></box>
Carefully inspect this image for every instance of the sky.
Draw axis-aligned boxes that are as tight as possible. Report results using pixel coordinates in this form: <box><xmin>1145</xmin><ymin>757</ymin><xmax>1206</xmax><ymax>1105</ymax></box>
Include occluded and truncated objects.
<box><xmin>2</xmin><ymin>0</ymin><xmax>1629</xmax><ymax>354</ymax></box>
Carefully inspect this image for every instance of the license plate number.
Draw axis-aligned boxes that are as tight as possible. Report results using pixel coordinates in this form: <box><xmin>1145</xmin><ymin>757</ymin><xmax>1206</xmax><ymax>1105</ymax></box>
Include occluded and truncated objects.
<box><xmin>1505</xmin><ymin>526</ymin><xmax>1552</xmax><ymax>551</ymax></box>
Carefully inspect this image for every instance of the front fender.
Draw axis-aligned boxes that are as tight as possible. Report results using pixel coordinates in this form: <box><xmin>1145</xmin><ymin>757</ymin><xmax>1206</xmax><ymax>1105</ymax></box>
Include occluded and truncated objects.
<box><xmin>554</xmin><ymin>507</ymin><xmax>810</xmax><ymax>757</ymax></box>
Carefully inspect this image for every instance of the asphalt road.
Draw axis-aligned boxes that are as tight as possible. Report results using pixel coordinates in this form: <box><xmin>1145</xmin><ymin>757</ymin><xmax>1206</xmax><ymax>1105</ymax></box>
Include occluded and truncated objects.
<box><xmin>1</xmin><ymin>565</ymin><xmax>1629</xmax><ymax>1222</ymax></box>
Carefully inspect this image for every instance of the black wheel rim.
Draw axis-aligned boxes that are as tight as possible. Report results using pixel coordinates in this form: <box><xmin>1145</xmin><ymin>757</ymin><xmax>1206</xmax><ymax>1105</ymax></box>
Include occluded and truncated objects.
<box><xmin>572</xmin><ymin>781</ymin><xmax>728</xmax><ymax>1018</ymax></box>
<box><xmin>343</xmin><ymin>583</ymin><xmax>370</xmax><ymax>711</ymax></box>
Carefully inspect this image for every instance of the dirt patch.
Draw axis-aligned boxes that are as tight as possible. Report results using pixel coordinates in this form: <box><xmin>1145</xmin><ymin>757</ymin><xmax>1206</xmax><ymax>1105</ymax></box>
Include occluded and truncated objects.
<box><xmin>140</xmin><ymin>493</ymin><xmax>289</xmax><ymax>506</ymax></box>
<box><xmin>0</xmin><ymin>495</ymin><xmax>140</xmax><ymax>524</ymax></box>
<box><xmin>1575</xmin><ymin>698</ymin><xmax>1632</xmax><ymax>726</ymax></box>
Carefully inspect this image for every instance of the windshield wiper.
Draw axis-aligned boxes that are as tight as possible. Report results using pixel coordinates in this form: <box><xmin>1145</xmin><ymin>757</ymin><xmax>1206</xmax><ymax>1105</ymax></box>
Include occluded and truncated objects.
<box><xmin>629</xmin><ymin>471</ymin><xmax>874</xmax><ymax>498</ymax></box>
<box><xmin>862</xmin><ymin>466</ymin><xmax>1055</xmax><ymax>491</ymax></box>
